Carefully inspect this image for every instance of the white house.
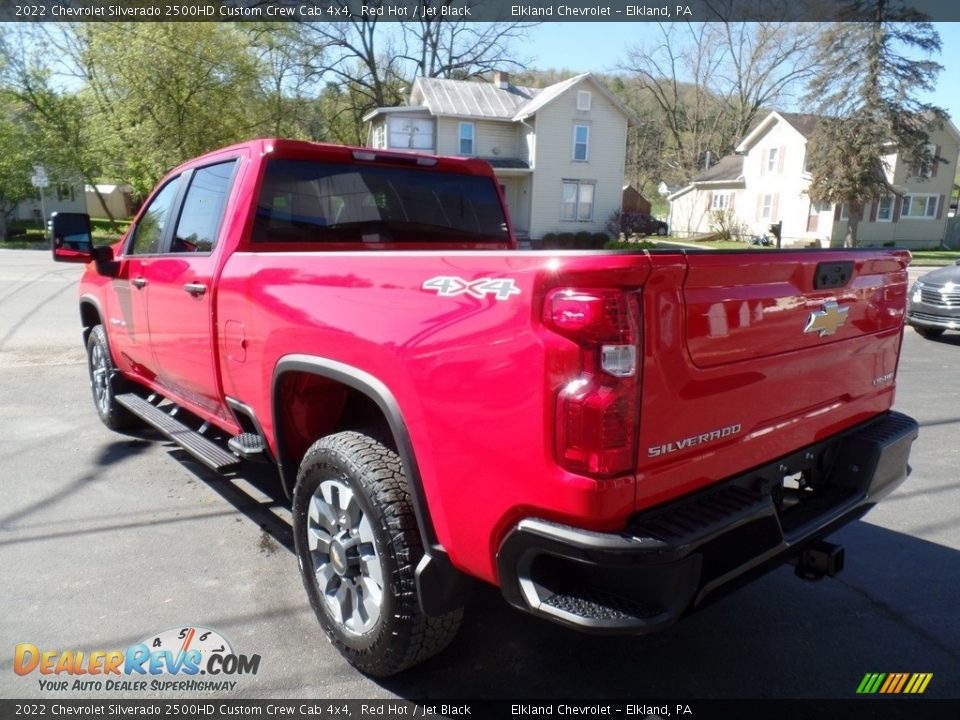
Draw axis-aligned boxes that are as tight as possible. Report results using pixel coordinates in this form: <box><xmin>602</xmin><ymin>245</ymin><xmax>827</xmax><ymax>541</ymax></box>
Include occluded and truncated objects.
<box><xmin>364</xmin><ymin>72</ymin><xmax>639</xmax><ymax>240</ymax></box>
<box><xmin>15</xmin><ymin>178</ymin><xmax>87</xmax><ymax>224</ymax></box>
<box><xmin>669</xmin><ymin>111</ymin><xmax>960</xmax><ymax>248</ymax></box>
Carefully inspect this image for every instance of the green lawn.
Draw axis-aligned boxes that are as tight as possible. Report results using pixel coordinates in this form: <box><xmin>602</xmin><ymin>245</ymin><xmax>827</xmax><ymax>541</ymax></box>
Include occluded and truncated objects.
<box><xmin>909</xmin><ymin>250</ymin><xmax>960</xmax><ymax>266</ymax></box>
<box><xmin>658</xmin><ymin>239</ymin><xmax>777</xmax><ymax>251</ymax></box>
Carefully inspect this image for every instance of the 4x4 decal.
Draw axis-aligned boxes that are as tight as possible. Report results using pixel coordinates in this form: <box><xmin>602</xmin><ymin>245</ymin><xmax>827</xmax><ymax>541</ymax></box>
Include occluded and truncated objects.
<box><xmin>422</xmin><ymin>276</ymin><xmax>520</xmax><ymax>301</ymax></box>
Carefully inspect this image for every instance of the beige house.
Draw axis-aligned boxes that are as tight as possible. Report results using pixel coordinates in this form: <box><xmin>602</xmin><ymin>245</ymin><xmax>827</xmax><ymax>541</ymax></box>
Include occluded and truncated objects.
<box><xmin>670</xmin><ymin>111</ymin><xmax>960</xmax><ymax>248</ymax></box>
<box><xmin>85</xmin><ymin>183</ymin><xmax>134</xmax><ymax>219</ymax></box>
<box><xmin>364</xmin><ymin>73</ymin><xmax>638</xmax><ymax>239</ymax></box>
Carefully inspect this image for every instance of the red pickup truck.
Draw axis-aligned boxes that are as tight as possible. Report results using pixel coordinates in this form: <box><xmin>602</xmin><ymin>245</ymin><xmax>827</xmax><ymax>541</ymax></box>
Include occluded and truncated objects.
<box><xmin>53</xmin><ymin>139</ymin><xmax>918</xmax><ymax>676</ymax></box>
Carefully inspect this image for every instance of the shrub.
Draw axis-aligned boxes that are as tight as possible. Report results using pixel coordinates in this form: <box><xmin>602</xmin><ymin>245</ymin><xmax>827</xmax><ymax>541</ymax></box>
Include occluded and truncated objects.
<box><xmin>573</xmin><ymin>231</ymin><xmax>593</xmax><ymax>248</ymax></box>
<box><xmin>604</xmin><ymin>238</ymin><xmax>656</xmax><ymax>250</ymax></box>
<box><xmin>606</xmin><ymin>209</ymin><xmax>655</xmax><ymax>238</ymax></box>
<box><xmin>538</xmin><ymin>231</ymin><xmax>612</xmax><ymax>249</ymax></box>
<box><xmin>708</xmin><ymin>208</ymin><xmax>749</xmax><ymax>242</ymax></box>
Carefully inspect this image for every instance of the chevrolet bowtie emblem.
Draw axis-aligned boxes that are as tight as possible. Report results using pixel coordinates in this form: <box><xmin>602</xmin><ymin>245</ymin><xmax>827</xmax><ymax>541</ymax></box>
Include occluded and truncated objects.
<box><xmin>804</xmin><ymin>301</ymin><xmax>849</xmax><ymax>338</ymax></box>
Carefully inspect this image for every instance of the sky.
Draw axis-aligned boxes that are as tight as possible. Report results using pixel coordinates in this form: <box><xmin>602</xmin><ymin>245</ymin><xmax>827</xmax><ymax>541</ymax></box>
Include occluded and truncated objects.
<box><xmin>524</xmin><ymin>22</ymin><xmax>960</xmax><ymax>125</ymax></box>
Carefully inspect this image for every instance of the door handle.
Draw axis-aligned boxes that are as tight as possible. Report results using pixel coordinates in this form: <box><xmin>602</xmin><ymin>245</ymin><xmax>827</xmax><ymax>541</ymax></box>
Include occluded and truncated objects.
<box><xmin>131</xmin><ymin>277</ymin><xmax>147</xmax><ymax>289</ymax></box>
<box><xmin>183</xmin><ymin>282</ymin><xmax>208</xmax><ymax>297</ymax></box>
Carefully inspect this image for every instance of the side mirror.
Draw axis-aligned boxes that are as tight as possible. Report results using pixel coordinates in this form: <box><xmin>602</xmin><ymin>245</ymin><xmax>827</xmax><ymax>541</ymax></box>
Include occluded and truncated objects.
<box><xmin>51</xmin><ymin>211</ymin><xmax>119</xmax><ymax>276</ymax></box>
<box><xmin>51</xmin><ymin>212</ymin><xmax>94</xmax><ymax>263</ymax></box>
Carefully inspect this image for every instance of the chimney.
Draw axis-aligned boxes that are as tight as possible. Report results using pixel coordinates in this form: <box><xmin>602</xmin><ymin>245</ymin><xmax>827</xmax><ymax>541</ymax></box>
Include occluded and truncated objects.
<box><xmin>704</xmin><ymin>150</ymin><xmax>711</xmax><ymax>170</ymax></box>
<box><xmin>493</xmin><ymin>71</ymin><xmax>510</xmax><ymax>89</ymax></box>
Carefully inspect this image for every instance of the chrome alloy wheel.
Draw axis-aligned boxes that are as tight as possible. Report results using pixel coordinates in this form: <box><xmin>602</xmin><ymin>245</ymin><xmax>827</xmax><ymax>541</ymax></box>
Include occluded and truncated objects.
<box><xmin>308</xmin><ymin>478</ymin><xmax>384</xmax><ymax>635</ymax></box>
<box><xmin>89</xmin><ymin>341</ymin><xmax>110</xmax><ymax>415</ymax></box>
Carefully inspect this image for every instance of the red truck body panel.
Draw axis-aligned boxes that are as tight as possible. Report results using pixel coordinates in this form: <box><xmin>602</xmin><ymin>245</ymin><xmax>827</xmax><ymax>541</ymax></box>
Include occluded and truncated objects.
<box><xmin>73</xmin><ymin>139</ymin><xmax>912</xmax><ymax>589</ymax></box>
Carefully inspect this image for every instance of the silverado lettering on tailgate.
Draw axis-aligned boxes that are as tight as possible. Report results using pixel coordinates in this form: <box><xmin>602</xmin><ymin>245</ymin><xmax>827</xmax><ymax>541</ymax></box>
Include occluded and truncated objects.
<box><xmin>648</xmin><ymin>423</ymin><xmax>743</xmax><ymax>458</ymax></box>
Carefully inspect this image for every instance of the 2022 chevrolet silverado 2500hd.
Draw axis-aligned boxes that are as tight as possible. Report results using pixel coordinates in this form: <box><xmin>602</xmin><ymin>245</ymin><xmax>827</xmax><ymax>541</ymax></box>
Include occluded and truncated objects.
<box><xmin>53</xmin><ymin>139</ymin><xmax>919</xmax><ymax>676</ymax></box>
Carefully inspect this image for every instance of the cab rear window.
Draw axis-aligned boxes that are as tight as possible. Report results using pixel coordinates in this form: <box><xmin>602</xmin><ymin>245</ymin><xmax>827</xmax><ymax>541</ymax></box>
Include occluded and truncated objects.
<box><xmin>252</xmin><ymin>159</ymin><xmax>509</xmax><ymax>245</ymax></box>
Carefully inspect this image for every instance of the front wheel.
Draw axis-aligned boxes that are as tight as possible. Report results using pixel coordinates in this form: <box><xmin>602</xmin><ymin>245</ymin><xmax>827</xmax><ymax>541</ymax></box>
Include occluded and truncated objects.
<box><xmin>86</xmin><ymin>325</ymin><xmax>137</xmax><ymax>430</ymax></box>
<box><xmin>914</xmin><ymin>326</ymin><xmax>945</xmax><ymax>340</ymax></box>
<box><xmin>292</xmin><ymin>431</ymin><xmax>462</xmax><ymax>676</ymax></box>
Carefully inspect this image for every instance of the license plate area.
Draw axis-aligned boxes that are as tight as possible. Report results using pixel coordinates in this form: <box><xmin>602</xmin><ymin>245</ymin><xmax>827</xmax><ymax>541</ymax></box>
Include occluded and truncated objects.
<box><xmin>750</xmin><ymin>439</ymin><xmax>858</xmax><ymax>537</ymax></box>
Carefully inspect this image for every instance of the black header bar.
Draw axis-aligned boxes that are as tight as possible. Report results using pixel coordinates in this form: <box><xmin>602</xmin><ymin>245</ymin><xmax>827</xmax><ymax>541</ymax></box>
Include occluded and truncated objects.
<box><xmin>3</xmin><ymin>0</ymin><xmax>959</xmax><ymax>23</ymax></box>
<box><xmin>1</xmin><ymin>699</ymin><xmax>957</xmax><ymax>720</ymax></box>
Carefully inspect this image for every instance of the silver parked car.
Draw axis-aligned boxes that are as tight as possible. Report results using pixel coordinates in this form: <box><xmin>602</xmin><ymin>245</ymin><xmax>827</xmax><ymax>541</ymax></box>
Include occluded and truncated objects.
<box><xmin>906</xmin><ymin>260</ymin><xmax>960</xmax><ymax>339</ymax></box>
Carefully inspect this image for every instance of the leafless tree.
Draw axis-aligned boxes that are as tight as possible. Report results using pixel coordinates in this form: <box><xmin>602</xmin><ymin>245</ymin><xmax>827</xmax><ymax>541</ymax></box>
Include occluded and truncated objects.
<box><xmin>621</xmin><ymin>21</ymin><xmax>821</xmax><ymax>180</ymax></box>
<box><xmin>399</xmin><ymin>14</ymin><xmax>534</xmax><ymax>80</ymax></box>
<box><xmin>269</xmin><ymin>5</ymin><xmax>535</xmax><ymax>135</ymax></box>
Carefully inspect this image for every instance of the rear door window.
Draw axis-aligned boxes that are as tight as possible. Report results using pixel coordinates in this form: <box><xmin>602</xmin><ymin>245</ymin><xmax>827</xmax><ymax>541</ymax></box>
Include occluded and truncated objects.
<box><xmin>171</xmin><ymin>160</ymin><xmax>238</xmax><ymax>253</ymax></box>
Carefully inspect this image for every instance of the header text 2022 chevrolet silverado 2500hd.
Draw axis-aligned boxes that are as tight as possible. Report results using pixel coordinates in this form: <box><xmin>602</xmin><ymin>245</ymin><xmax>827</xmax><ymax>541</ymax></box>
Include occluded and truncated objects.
<box><xmin>53</xmin><ymin>139</ymin><xmax>918</xmax><ymax>676</ymax></box>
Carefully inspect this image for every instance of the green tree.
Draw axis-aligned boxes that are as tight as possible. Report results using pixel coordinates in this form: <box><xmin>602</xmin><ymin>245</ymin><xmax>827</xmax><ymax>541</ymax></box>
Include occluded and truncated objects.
<box><xmin>0</xmin><ymin>106</ymin><xmax>36</xmax><ymax>240</ymax></box>
<box><xmin>245</xmin><ymin>23</ymin><xmax>323</xmax><ymax>138</ymax></box>
<box><xmin>0</xmin><ymin>26</ymin><xmax>117</xmax><ymax>225</ymax></box>
<box><xmin>803</xmin><ymin>1</ymin><xmax>946</xmax><ymax>246</ymax></box>
<box><xmin>70</xmin><ymin>23</ymin><xmax>263</xmax><ymax>195</ymax></box>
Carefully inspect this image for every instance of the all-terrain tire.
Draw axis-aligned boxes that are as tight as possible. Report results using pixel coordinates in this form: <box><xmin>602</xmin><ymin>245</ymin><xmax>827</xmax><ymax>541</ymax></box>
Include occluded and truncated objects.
<box><xmin>292</xmin><ymin>431</ymin><xmax>463</xmax><ymax>676</ymax></box>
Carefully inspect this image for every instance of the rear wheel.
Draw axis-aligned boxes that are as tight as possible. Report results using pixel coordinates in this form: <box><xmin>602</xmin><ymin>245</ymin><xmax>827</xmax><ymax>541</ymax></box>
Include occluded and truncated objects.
<box><xmin>86</xmin><ymin>325</ymin><xmax>137</xmax><ymax>430</ymax></box>
<box><xmin>914</xmin><ymin>326</ymin><xmax>945</xmax><ymax>340</ymax></box>
<box><xmin>292</xmin><ymin>431</ymin><xmax>462</xmax><ymax>676</ymax></box>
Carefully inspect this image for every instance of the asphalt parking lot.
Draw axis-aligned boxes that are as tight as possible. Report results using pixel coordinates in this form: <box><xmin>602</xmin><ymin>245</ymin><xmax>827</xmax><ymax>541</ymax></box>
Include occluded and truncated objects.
<box><xmin>1</xmin><ymin>249</ymin><xmax>958</xmax><ymax>702</ymax></box>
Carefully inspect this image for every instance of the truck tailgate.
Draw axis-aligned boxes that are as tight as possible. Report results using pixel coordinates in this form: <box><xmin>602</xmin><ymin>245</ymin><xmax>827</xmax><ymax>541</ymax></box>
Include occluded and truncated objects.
<box><xmin>683</xmin><ymin>252</ymin><xmax>907</xmax><ymax>367</ymax></box>
<box><xmin>635</xmin><ymin>250</ymin><xmax>910</xmax><ymax>511</ymax></box>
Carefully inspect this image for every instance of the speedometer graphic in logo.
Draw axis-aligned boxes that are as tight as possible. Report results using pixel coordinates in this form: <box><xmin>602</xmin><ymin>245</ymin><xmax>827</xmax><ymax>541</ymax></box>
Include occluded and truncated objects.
<box><xmin>140</xmin><ymin>626</ymin><xmax>233</xmax><ymax>672</ymax></box>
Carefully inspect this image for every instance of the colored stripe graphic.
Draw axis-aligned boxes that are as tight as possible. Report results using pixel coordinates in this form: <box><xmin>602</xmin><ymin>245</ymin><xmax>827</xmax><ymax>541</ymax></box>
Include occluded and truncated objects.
<box><xmin>857</xmin><ymin>673</ymin><xmax>932</xmax><ymax>694</ymax></box>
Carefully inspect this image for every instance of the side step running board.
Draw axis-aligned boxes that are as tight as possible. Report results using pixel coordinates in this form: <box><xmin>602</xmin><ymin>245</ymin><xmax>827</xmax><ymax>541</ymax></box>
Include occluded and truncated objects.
<box><xmin>228</xmin><ymin>432</ymin><xmax>267</xmax><ymax>459</ymax></box>
<box><xmin>116</xmin><ymin>393</ymin><xmax>241</xmax><ymax>472</ymax></box>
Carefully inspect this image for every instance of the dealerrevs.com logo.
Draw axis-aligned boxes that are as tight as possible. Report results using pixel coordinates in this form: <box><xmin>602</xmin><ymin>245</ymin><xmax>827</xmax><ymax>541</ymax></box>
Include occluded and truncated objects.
<box><xmin>14</xmin><ymin>626</ymin><xmax>261</xmax><ymax>692</ymax></box>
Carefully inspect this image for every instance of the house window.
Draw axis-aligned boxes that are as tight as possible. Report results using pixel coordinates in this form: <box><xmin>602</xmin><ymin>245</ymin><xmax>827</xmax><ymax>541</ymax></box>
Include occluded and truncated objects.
<box><xmin>573</xmin><ymin>125</ymin><xmax>589</xmax><ymax>162</ymax></box>
<box><xmin>711</xmin><ymin>192</ymin><xmax>730</xmax><ymax>210</ymax></box>
<box><xmin>877</xmin><ymin>196</ymin><xmax>893</xmax><ymax>222</ymax></box>
<box><xmin>459</xmin><ymin>122</ymin><xmax>475</xmax><ymax>155</ymax></box>
<box><xmin>577</xmin><ymin>91</ymin><xmax>592</xmax><ymax>111</ymax></box>
<box><xmin>373</xmin><ymin>124</ymin><xmax>385</xmax><ymax>149</ymax></box>
<box><xmin>761</xmin><ymin>194</ymin><xmax>774</xmax><ymax>219</ymax></box>
<box><xmin>839</xmin><ymin>203</ymin><xmax>849</xmax><ymax>221</ymax></box>
<box><xmin>387</xmin><ymin>117</ymin><xmax>434</xmax><ymax>150</ymax></box>
<box><xmin>561</xmin><ymin>180</ymin><xmax>595</xmax><ymax>221</ymax></box>
<box><xmin>901</xmin><ymin>194</ymin><xmax>938</xmax><ymax>219</ymax></box>
<box><xmin>56</xmin><ymin>183</ymin><xmax>75</xmax><ymax>202</ymax></box>
<box><xmin>921</xmin><ymin>142</ymin><xmax>937</xmax><ymax>178</ymax></box>
<box><xmin>767</xmin><ymin>147</ymin><xmax>779</xmax><ymax>173</ymax></box>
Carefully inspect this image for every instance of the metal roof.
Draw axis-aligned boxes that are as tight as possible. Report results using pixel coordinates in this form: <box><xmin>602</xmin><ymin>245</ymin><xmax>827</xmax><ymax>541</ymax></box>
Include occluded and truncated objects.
<box><xmin>413</xmin><ymin>77</ymin><xmax>540</xmax><ymax>120</ymax></box>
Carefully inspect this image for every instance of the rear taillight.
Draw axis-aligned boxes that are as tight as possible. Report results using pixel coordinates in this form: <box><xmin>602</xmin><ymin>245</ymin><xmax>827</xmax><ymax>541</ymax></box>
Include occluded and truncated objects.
<box><xmin>545</xmin><ymin>289</ymin><xmax>640</xmax><ymax>477</ymax></box>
